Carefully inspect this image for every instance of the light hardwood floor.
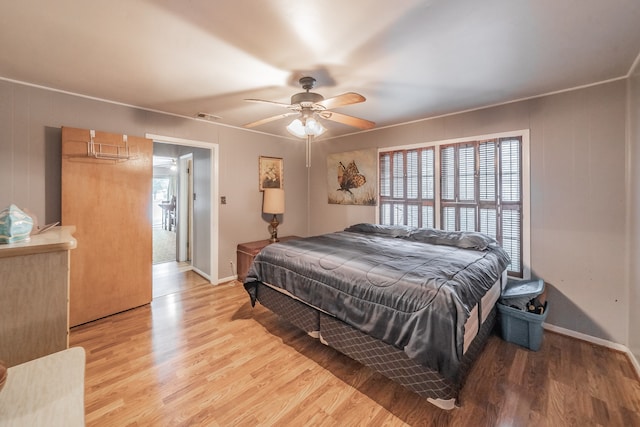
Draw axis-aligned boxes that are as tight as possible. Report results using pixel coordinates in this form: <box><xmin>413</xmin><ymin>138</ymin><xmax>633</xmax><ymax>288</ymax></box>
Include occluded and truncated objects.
<box><xmin>152</xmin><ymin>261</ymin><xmax>196</xmax><ymax>298</ymax></box>
<box><xmin>70</xmin><ymin>270</ymin><xmax>640</xmax><ymax>426</ymax></box>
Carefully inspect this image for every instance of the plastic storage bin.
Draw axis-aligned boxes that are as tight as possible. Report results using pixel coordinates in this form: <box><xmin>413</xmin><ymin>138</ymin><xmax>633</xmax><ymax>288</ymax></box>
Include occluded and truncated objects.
<box><xmin>497</xmin><ymin>279</ymin><xmax>548</xmax><ymax>351</ymax></box>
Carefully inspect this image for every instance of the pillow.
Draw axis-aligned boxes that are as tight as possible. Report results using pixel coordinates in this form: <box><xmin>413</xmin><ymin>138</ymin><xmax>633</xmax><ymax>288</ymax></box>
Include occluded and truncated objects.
<box><xmin>344</xmin><ymin>223</ymin><xmax>414</xmax><ymax>237</ymax></box>
<box><xmin>408</xmin><ymin>228</ymin><xmax>497</xmax><ymax>250</ymax></box>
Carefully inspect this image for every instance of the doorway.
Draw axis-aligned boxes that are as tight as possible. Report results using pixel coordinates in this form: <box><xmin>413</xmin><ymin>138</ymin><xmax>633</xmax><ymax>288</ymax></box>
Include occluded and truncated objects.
<box><xmin>148</xmin><ymin>134</ymin><xmax>218</xmax><ymax>299</ymax></box>
<box><xmin>152</xmin><ymin>156</ymin><xmax>178</xmax><ymax>266</ymax></box>
<box><xmin>152</xmin><ymin>154</ymin><xmax>191</xmax><ymax>298</ymax></box>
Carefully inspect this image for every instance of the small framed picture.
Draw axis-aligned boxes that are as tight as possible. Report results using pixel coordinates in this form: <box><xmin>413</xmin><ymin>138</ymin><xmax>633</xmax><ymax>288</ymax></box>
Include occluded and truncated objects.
<box><xmin>259</xmin><ymin>156</ymin><xmax>283</xmax><ymax>191</ymax></box>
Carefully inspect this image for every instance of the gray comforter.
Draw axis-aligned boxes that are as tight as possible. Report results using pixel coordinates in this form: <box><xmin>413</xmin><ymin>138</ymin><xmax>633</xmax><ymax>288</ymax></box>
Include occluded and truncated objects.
<box><xmin>244</xmin><ymin>224</ymin><xmax>510</xmax><ymax>381</ymax></box>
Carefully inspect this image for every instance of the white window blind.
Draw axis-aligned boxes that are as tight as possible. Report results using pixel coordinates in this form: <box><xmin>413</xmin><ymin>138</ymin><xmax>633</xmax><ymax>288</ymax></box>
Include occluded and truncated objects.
<box><xmin>379</xmin><ymin>147</ymin><xmax>435</xmax><ymax>229</ymax></box>
<box><xmin>441</xmin><ymin>146</ymin><xmax>455</xmax><ymax>201</ymax></box>
<box><xmin>392</xmin><ymin>152</ymin><xmax>404</xmax><ymax>198</ymax></box>
<box><xmin>422</xmin><ymin>149</ymin><xmax>435</xmax><ymax>200</ymax></box>
<box><xmin>379</xmin><ymin>135</ymin><xmax>524</xmax><ymax>277</ymax></box>
<box><xmin>458</xmin><ymin>145</ymin><xmax>475</xmax><ymax>201</ymax></box>
<box><xmin>380</xmin><ymin>153</ymin><xmax>391</xmax><ymax>197</ymax></box>
<box><xmin>407</xmin><ymin>150</ymin><xmax>418</xmax><ymax>199</ymax></box>
<box><xmin>479</xmin><ymin>141</ymin><xmax>496</xmax><ymax>202</ymax></box>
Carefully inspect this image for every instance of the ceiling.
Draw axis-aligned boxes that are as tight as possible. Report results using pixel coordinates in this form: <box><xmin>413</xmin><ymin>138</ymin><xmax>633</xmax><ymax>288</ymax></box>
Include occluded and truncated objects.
<box><xmin>1</xmin><ymin>0</ymin><xmax>639</xmax><ymax>140</ymax></box>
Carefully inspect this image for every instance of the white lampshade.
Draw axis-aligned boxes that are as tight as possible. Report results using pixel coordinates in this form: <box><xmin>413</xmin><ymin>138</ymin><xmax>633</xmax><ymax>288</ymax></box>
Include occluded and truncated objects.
<box><xmin>305</xmin><ymin>118</ymin><xmax>325</xmax><ymax>136</ymax></box>
<box><xmin>286</xmin><ymin>117</ymin><xmax>325</xmax><ymax>138</ymax></box>
<box><xmin>263</xmin><ymin>188</ymin><xmax>285</xmax><ymax>214</ymax></box>
<box><xmin>286</xmin><ymin>119</ymin><xmax>306</xmax><ymax>138</ymax></box>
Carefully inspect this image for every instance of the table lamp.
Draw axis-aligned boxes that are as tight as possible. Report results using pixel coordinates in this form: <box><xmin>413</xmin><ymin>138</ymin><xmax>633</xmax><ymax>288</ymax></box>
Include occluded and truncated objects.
<box><xmin>262</xmin><ymin>188</ymin><xmax>285</xmax><ymax>242</ymax></box>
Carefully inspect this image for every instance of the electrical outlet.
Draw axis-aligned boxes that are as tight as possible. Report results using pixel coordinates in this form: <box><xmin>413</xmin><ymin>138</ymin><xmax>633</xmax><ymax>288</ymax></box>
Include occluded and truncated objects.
<box><xmin>221</xmin><ymin>196</ymin><xmax>227</xmax><ymax>204</ymax></box>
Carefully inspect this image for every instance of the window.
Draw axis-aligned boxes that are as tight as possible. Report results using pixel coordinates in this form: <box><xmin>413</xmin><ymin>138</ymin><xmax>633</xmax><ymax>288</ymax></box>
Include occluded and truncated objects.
<box><xmin>378</xmin><ymin>131</ymin><xmax>529</xmax><ymax>278</ymax></box>
<box><xmin>380</xmin><ymin>147</ymin><xmax>435</xmax><ymax>229</ymax></box>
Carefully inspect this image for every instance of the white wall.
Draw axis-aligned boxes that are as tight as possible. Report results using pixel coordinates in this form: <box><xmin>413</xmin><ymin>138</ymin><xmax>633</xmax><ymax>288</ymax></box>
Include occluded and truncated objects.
<box><xmin>310</xmin><ymin>80</ymin><xmax>629</xmax><ymax>345</ymax></box>
<box><xmin>0</xmin><ymin>79</ymin><xmax>309</xmax><ymax>283</ymax></box>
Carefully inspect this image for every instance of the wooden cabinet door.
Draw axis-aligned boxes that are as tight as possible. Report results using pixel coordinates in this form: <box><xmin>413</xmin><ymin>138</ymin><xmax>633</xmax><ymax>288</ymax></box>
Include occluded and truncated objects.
<box><xmin>61</xmin><ymin>127</ymin><xmax>152</xmax><ymax>326</ymax></box>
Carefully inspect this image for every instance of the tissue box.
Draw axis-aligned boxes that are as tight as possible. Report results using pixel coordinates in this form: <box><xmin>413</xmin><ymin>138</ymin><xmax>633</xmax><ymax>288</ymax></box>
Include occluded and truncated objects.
<box><xmin>0</xmin><ymin>204</ymin><xmax>34</xmax><ymax>244</ymax></box>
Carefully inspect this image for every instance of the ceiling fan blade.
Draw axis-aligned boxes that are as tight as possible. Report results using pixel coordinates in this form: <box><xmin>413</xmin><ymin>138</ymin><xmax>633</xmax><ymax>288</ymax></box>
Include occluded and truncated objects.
<box><xmin>316</xmin><ymin>92</ymin><xmax>365</xmax><ymax>110</ymax></box>
<box><xmin>244</xmin><ymin>98</ymin><xmax>292</xmax><ymax>108</ymax></box>
<box><xmin>244</xmin><ymin>112</ymin><xmax>298</xmax><ymax>129</ymax></box>
<box><xmin>320</xmin><ymin>111</ymin><xmax>375</xmax><ymax>130</ymax></box>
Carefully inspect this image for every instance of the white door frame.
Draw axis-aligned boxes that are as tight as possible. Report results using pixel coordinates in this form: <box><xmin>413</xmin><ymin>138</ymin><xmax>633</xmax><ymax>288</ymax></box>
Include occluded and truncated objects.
<box><xmin>177</xmin><ymin>153</ymin><xmax>193</xmax><ymax>263</ymax></box>
<box><xmin>147</xmin><ymin>133</ymin><xmax>219</xmax><ymax>284</ymax></box>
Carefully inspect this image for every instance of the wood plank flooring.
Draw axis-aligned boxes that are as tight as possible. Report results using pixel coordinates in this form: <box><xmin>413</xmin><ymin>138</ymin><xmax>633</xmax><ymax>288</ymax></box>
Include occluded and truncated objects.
<box><xmin>70</xmin><ymin>271</ymin><xmax>640</xmax><ymax>426</ymax></box>
<box><xmin>152</xmin><ymin>261</ymin><xmax>195</xmax><ymax>298</ymax></box>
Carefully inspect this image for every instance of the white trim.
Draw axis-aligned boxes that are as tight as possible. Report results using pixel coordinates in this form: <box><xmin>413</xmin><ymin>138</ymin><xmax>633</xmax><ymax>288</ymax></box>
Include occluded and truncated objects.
<box><xmin>544</xmin><ymin>323</ymin><xmax>628</xmax><ymax>351</ymax></box>
<box><xmin>0</xmin><ymin>76</ymin><xmax>254</xmax><ymax>132</ymax></box>
<box><xmin>377</xmin><ymin>129</ymin><xmax>531</xmax><ymax>279</ymax></box>
<box><xmin>177</xmin><ymin>153</ymin><xmax>194</xmax><ymax>262</ymax></box>
<box><xmin>1</xmin><ymin>74</ymin><xmax>629</xmax><ymax>143</ymax></box>
<box><xmin>320</xmin><ymin>76</ymin><xmax>629</xmax><ymax>141</ymax></box>
<box><xmin>217</xmin><ymin>274</ymin><xmax>237</xmax><ymax>285</ymax></box>
<box><xmin>521</xmin><ymin>130</ymin><xmax>531</xmax><ymax>280</ymax></box>
<box><xmin>380</xmin><ymin>129</ymin><xmax>531</xmax><ymax>152</ymax></box>
<box><xmin>146</xmin><ymin>134</ymin><xmax>215</xmax><ymax>150</ymax></box>
<box><xmin>434</xmin><ymin>146</ymin><xmax>441</xmax><ymax>227</ymax></box>
<box><xmin>146</xmin><ymin>133</ymin><xmax>219</xmax><ymax>285</ymax></box>
<box><xmin>544</xmin><ymin>323</ymin><xmax>640</xmax><ymax>379</ymax></box>
<box><xmin>628</xmin><ymin>50</ymin><xmax>640</xmax><ymax>78</ymax></box>
<box><xmin>192</xmin><ymin>266</ymin><xmax>212</xmax><ymax>283</ymax></box>
<box><xmin>630</xmin><ymin>349</ymin><xmax>640</xmax><ymax>379</ymax></box>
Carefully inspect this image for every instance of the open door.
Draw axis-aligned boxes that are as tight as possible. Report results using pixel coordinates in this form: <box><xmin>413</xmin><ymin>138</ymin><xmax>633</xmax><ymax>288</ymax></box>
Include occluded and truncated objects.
<box><xmin>177</xmin><ymin>154</ymin><xmax>193</xmax><ymax>263</ymax></box>
<box><xmin>62</xmin><ymin>127</ymin><xmax>153</xmax><ymax>327</ymax></box>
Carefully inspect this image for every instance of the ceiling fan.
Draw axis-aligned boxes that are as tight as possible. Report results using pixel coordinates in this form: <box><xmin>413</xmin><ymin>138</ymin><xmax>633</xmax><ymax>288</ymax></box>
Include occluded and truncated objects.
<box><xmin>243</xmin><ymin>76</ymin><xmax>375</xmax><ymax>138</ymax></box>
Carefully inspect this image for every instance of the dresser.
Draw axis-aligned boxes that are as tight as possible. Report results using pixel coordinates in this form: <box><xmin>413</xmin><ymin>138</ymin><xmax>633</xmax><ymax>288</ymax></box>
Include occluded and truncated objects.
<box><xmin>236</xmin><ymin>236</ymin><xmax>300</xmax><ymax>282</ymax></box>
<box><xmin>0</xmin><ymin>226</ymin><xmax>76</xmax><ymax>367</ymax></box>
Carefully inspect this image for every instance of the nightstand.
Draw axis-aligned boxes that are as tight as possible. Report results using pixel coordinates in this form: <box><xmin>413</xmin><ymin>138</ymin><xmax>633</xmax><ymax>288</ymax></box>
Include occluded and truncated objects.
<box><xmin>236</xmin><ymin>236</ymin><xmax>300</xmax><ymax>282</ymax></box>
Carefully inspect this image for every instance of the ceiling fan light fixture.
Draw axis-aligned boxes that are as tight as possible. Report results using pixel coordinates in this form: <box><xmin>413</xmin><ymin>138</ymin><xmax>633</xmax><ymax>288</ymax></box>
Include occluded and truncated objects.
<box><xmin>305</xmin><ymin>118</ymin><xmax>325</xmax><ymax>136</ymax></box>
<box><xmin>286</xmin><ymin>118</ymin><xmax>306</xmax><ymax>138</ymax></box>
<box><xmin>246</xmin><ymin>76</ymin><xmax>372</xmax><ymax>137</ymax></box>
<box><xmin>286</xmin><ymin>117</ymin><xmax>325</xmax><ymax>138</ymax></box>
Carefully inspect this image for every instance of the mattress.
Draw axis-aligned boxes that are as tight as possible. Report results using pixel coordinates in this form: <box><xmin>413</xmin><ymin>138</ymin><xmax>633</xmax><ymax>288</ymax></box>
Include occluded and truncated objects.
<box><xmin>245</xmin><ymin>224</ymin><xmax>510</xmax><ymax>381</ymax></box>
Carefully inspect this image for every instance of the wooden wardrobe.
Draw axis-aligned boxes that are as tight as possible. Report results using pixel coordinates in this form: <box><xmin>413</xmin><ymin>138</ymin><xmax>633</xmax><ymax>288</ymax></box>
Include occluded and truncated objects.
<box><xmin>61</xmin><ymin>127</ymin><xmax>153</xmax><ymax>327</ymax></box>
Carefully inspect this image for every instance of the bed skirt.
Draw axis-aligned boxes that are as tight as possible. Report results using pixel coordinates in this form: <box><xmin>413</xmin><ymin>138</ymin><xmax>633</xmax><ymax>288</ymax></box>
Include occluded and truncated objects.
<box><xmin>254</xmin><ymin>282</ymin><xmax>496</xmax><ymax>410</ymax></box>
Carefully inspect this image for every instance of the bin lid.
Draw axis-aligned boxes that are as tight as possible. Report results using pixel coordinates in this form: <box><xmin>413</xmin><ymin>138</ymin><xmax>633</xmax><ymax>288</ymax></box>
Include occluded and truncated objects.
<box><xmin>501</xmin><ymin>279</ymin><xmax>545</xmax><ymax>299</ymax></box>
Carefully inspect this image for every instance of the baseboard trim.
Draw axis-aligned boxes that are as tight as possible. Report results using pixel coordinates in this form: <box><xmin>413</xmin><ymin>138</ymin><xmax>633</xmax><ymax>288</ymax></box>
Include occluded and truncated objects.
<box><xmin>631</xmin><ymin>350</ymin><xmax>640</xmax><ymax>380</ymax></box>
<box><xmin>217</xmin><ymin>274</ymin><xmax>237</xmax><ymax>285</ymax></box>
<box><xmin>544</xmin><ymin>323</ymin><xmax>640</xmax><ymax>379</ymax></box>
<box><xmin>192</xmin><ymin>266</ymin><xmax>212</xmax><ymax>283</ymax></box>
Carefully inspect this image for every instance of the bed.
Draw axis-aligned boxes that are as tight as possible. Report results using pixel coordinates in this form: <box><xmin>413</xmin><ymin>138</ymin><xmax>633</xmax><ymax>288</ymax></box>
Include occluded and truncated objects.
<box><xmin>243</xmin><ymin>223</ymin><xmax>510</xmax><ymax>410</ymax></box>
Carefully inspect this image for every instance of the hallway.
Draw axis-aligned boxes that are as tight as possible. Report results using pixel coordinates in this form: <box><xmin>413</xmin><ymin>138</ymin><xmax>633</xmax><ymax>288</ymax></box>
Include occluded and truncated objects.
<box><xmin>152</xmin><ymin>261</ymin><xmax>207</xmax><ymax>299</ymax></box>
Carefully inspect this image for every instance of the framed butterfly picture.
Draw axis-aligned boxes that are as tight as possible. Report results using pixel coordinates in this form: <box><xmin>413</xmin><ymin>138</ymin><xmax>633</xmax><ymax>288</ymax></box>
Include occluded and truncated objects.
<box><xmin>326</xmin><ymin>149</ymin><xmax>377</xmax><ymax>205</ymax></box>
